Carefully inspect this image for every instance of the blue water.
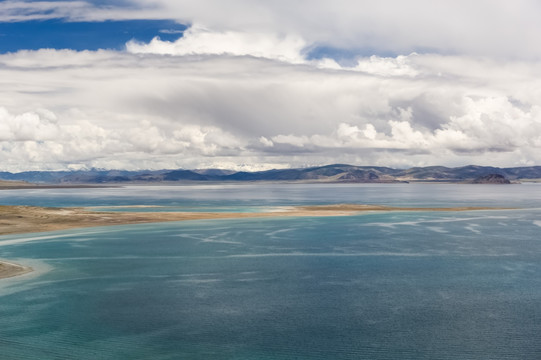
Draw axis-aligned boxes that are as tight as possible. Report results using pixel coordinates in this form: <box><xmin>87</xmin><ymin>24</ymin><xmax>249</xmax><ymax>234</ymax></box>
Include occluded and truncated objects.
<box><xmin>1</xmin><ymin>183</ymin><xmax>541</xmax><ymax>359</ymax></box>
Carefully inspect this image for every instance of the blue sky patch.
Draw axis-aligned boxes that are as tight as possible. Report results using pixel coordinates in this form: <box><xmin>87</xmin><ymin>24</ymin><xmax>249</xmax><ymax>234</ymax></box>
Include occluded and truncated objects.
<box><xmin>0</xmin><ymin>19</ymin><xmax>187</xmax><ymax>53</ymax></box>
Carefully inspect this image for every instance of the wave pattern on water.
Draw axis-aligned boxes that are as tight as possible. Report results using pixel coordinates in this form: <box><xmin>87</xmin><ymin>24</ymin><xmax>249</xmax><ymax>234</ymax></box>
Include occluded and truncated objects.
<box><xmin>2</xmin><ymin>184</ymin><xmax>541</xmax><ymax>359</ymax></box>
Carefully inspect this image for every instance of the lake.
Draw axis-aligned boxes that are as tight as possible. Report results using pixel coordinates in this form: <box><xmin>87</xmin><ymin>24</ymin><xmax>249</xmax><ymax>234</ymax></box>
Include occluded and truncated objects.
<box><xmin>1</xmin><ymin>183</ymin><xmax>541</xmax><ymax>359</ymax></box>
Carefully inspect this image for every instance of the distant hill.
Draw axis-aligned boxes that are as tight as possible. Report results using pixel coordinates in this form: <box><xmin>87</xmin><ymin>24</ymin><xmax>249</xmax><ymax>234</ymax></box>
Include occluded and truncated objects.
<box><xmin>469</xmin><ymin>174</ymin><xmax>511</xmax><ymax>184</ymax></box>
<box><xmin>0</xmin><ymin>164</ymin><xmax>540</xmax><ymax>184</ymax></box>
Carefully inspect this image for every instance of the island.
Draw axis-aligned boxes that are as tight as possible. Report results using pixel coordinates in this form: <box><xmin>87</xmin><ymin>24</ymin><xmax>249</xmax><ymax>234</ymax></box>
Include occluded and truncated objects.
<box><xmin>469</xmin><ymin>174</ymin><xmax>511</xmax><ymax>184</ymax></box>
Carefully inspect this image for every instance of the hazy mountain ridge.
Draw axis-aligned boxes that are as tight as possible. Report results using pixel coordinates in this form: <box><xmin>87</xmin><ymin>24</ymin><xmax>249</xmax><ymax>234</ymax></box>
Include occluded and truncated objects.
<box><xmin>1</xmin><ymin>165</ymin><xmax>540</xmax><ymax>184</ymax></box>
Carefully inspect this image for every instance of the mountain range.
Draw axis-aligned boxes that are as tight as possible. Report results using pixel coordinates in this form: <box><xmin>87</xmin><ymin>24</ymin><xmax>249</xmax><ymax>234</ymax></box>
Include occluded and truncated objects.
<box><xmin>1</xmin><ymin>164</ymin><xmax>541</xmax><ymax>185</ymax></box>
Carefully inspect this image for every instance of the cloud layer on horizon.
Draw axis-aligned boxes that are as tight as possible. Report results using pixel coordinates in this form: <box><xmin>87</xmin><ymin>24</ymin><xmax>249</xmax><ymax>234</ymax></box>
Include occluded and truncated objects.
<box><xmin>2</xmin><ymin>42</ymin><xmax>541</xmax><ymax>171</ymax></box>
<box><xmin>1</xmin><ymin>1</ymin><xmax>541</xmax><ymax>171</ymax></box>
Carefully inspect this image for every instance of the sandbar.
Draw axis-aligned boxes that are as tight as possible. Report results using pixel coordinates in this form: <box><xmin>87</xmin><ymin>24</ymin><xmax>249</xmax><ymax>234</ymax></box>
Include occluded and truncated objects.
<box><xmin>0</xmin><ymin>260</ymin><xmax>33</xmax><ymax>279</ymax></box>
<box><xmin>0</xmin><ymin>203</ymin><xmax>509</xmax><ymax>279</ymax></box>
<box><xmin>0</xmin><ymin>203</ymin><xmax>508</xmax><ymax>237</ymax></box>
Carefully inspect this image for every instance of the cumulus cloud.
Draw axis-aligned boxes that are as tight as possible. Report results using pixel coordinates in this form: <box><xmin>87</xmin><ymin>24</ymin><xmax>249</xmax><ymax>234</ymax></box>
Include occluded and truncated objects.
<box><xmin>0</xmin><ymin>105</ymin><xmax>251</xmax><ymax>171</ymax></box>
<box><xmin>3</xmin><ymin>1</ymin><xmax>541</xmax><ymax>59</ymax></box>
<box><xmin>354</xmin><ymin>55</ymin><xmax>419</xmax><ymax>77</ymax></box>
<box><xmin>2</xmin><ymin>46</ymin><xmax>541</xmax><ymax>171</ymax></box>
<box><xmin>2</xmin><ymin>1</ymin><xmax>541</xmax><ymax>171</ymax></box>
<box><xmin>127</xmin><ymin>26</ymin><xmax>306</xmax><ymax>63</ymax></box>
<box><xmin>132</xmin><ymin>1</ymin><xmax>541</xmax><ymax>59</ymax></box>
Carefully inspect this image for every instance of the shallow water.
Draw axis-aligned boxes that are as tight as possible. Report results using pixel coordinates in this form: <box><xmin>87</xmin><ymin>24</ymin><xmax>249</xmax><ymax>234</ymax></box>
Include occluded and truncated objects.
<box><xmin>1</xmin><ymin>183</ymin><xmax>541</xmax><ymax>359</ymax></box>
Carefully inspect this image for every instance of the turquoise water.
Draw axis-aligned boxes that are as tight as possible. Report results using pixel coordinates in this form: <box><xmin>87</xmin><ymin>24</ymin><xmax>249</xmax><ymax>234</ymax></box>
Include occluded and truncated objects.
<box><xmin>1</xmin><ymin>184</ymin><xmax>541</xmax><ymax>359</ymax></box>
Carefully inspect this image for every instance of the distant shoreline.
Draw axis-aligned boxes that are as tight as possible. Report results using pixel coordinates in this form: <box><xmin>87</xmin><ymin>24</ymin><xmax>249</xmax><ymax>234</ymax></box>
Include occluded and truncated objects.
<box><xmin>1</xmin><ymin>164</ymin><xmax>538</xmax><ymax>185</ymax></box>
<box><xmin>0</xmin><ymin>203</ymin><xmax>512</xmax><ymax>280</ymax></box>
<box><xmin>0</xmin><ymin>184</ymin><xmax>117</xmax><ymax>190</ymax></box>
<box><xmin>0</xmin><ymin>181</ymin><xmax>530</xmax><ymax>191</ymax></box>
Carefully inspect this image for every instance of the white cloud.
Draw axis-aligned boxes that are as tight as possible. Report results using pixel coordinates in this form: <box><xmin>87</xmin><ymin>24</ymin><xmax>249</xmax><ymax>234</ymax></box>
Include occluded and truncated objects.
<box><xmin>0</xmin><ymin>108</ymin><xmax>58</xmax><ymax>141</ymax></box>
<box><xmin>259</xmin><ymin>136</ymin><xmax>273</xmax><ymax>148</ymax></box>
<box><xmin>3</xmin><ymin>1</ymin><xmax>541</xmax><ymax>59</ymax></box>
<box><xmin>3</xmin><ymin>0</ymin><xmax>540</xmax><ymax>176</ymax></box>
<box><xmin>2</xmin><ymin>40</ymin><xmax>541</xmax><ymax>171</ymax></box>
<box><xmin>126</xmin><ymin>0</ymin><xmax>541</xmax><ymax>59</ymax></box>
<box><xmin>355</xmin><ymin>55</ymin><xmax>419</xmax><ymax>77</ymax></box>
<box><xmin>0</xmin><ymin>1</ymin><xmax>91</xmax><ymax>21</ymax></box>
<box><xmin>127</xmin><ymin>25</ymin><xmax>306</xmax><ymax>63</ymax></box>
<box><xmin>0</xmin><ymin>105</ymin><xmax>248</xmax><ymax>171</ymax></box>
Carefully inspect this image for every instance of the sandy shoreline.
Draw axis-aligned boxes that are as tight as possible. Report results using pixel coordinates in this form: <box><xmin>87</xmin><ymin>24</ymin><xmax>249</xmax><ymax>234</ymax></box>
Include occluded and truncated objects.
<box><xmin>0</xmin><ymin>260</ymin><xmax>33</xmax><ymax>279</ymax></box>
<box><xmin>0</xmin><ymin>204</ymin><xmax>507</xmax><ymax>237</ymax></box>
<box><xmin>0</xmin><ymin>203</ymin><xmax>509</xmax><ymax>279</ymax></box>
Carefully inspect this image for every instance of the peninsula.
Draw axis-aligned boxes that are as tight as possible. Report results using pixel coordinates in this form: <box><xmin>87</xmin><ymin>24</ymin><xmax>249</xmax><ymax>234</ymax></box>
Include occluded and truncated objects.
<box><xmin>0</xmin><ymin>204</ymin><xmax>506</xmax><ymax>236</ymax></box>
<box><xmin>0</xmin><ymin>203</ymin><xmax>511</xmax><ymax>279</ymax></box>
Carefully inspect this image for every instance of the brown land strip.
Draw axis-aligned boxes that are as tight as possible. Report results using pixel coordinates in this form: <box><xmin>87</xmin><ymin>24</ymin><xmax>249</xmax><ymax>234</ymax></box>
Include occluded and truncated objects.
<box><xmin>0</xmin><ymin>185</ymin><xmax>115</xmax><ymax>190</ymax></box>
<box><xmin>0</xmin><ymin>203</ymin><xmax>509</xmax><ymax>279</ymax></box>
<box><xmin>0</xmin><ymin>179</ymin><xmax>116</xmax><ymax>190</ymax></box>
<box><xmin>0</xmin><ymin>204</ymin><xmax>508</xmax><ymax>237</ymax></box>
<box><xmin>0</xmin><ymin>260</ymin><xmax>33</xmax><ymax>279</ymax></box>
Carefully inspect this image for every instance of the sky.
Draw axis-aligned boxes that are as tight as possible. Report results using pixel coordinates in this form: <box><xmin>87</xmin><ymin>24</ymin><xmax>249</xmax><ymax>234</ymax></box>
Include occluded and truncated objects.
<box><xmin>1</xmin><ymin>1</ymin><xmax>541</xmax><ymax>171</ymax></box>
